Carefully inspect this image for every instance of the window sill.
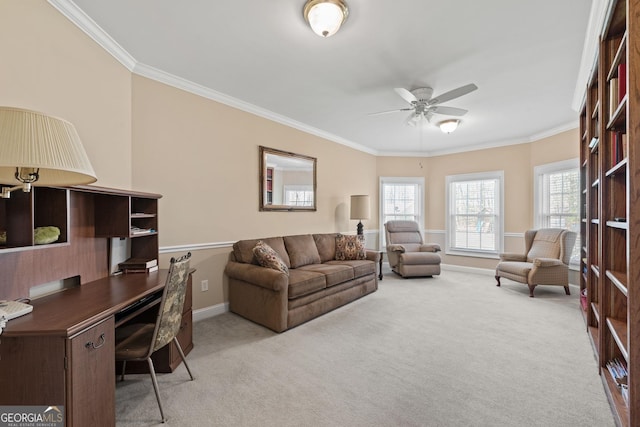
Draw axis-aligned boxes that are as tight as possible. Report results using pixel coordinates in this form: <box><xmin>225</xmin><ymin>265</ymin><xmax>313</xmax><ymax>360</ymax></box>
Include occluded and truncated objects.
<box><xmin>445</xmin><ymin>249</ymin><xmax>500</xmax><ymax>260</ymax></box>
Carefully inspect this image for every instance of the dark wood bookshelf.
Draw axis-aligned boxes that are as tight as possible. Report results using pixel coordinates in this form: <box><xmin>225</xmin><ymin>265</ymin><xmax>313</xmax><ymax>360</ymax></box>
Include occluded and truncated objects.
<box><xmin>579</xmin><ymin>0</ymin><xmax>639</xmax><ymax>425</ymax></box>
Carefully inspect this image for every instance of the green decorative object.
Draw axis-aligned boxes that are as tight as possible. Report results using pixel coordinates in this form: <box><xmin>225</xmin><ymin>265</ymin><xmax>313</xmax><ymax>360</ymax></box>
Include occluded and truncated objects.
<box><xmin>0</xmin><ymin>230</ymin><xmax>5</xmax><ymax>244</ymax></box>
<box><xmin>34</xmin><ymin>226</ymin><xmax>60</xmax><ymax>245</ymax></box>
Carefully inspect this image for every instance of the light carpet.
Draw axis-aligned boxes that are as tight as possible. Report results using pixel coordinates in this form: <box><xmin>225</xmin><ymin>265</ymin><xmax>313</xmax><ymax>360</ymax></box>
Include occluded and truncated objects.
<box><xmin>115</xmin><ymin>267</ymin><xmax>614</xmax><ymax>427</ymax></box>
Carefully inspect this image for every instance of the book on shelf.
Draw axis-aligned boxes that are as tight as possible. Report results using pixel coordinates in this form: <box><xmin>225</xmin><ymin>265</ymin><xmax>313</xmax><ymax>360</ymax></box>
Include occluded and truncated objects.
<box><xmin>119</xmin><ymin>257</ymin><xmax>158</xmax><ymax>270</ymax></box>
<box><xmin>130</xmin><ymin>226</ymin><xmax>154</xmax><ymax>235</ymax></box>
<box><xmin>606</xmin><ymin>358</ymin><xmax>628</xmax><ymax>384</ymax></box>
<box><xmin>609</xmin><ymin>76</ymin><xmax>619</xmax><ymax>117</ymax></box>
<box><xmin>122</xmin><ymin>265</ymin><xmax>159</xmax><ymax>274</ymax></box>
<box><xmin>618</xmin><ymin>63</ymin><xmax>627</xmax><ymax>102</ymax></box>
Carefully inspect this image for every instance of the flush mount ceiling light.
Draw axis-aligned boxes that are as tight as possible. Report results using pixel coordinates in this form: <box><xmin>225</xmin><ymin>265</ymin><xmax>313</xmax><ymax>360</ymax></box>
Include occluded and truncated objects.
<box><xmin>439</xmin><ymin>119</ymin><xmax>460</xmax><ymax>134</ymax></box>
<box><xmin>303</xmin><ymin>0</ymin><xmax>349</xmax><ymax>38</ymax></box>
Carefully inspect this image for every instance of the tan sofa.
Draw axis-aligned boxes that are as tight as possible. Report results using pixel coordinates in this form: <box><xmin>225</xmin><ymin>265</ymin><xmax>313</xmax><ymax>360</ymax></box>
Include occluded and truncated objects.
<box><xmin>224</xmin><ymin>233</ymin><xmax>379</xmax><ymax>332</ymax></box>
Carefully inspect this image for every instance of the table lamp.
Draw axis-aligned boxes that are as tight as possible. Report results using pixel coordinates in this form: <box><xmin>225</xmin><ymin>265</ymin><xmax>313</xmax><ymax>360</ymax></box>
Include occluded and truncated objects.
<box><xmin>350</xmin><ymin>195</ymin><xmax>370</xmax><ymax>236</ymax></box>
<box><xmin>0</xmin><ymin>107</ymin><xmax>97</xmax><ymax>198</ymax></box>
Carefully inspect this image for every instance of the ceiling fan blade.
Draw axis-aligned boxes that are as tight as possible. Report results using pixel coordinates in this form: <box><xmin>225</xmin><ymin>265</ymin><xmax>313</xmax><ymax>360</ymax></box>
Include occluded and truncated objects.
<box><xmin>431</xmin><ymin>106</ymin><xmax>468</xmax><ymax>116</ymax></box>
<box><xmin>368</xmin><ymin>108</ymin><xmax>413</xmax><ymax>116</ymax></box>
<box><xmin>394</xmin><ymin>87</ymin><xmax>417</xmax><ymax>104</ymax></box>
<box><xmin>429</xmin><ymin>83</ymin><xmax>478</xmax><ymax>105</ymax></box>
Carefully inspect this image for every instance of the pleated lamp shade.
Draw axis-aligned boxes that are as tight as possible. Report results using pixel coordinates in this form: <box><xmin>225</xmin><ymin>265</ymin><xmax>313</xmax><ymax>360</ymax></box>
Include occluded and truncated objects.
<box><xmin>0</xmin><ymin>107</ymin><xmax>97</xmax><ymax>186</ymax></box>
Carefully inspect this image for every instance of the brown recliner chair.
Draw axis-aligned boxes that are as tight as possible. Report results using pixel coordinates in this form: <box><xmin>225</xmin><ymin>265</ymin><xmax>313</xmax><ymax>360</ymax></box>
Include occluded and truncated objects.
<box><xmin>384</xmin><ymin>220</ymin><xmax>441</xmax><ymax>278</ymax></box>
<box><xmin>495</xmin><ymin>228</ymin><xmax>577</xmax><ymax>297</ymax></box>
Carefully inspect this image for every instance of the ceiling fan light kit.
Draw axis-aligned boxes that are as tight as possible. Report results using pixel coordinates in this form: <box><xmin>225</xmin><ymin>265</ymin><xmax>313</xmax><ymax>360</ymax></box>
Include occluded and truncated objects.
<box><xmin>370</xmin><ymin>83</ymin><xmax>477</xmax><ymax>131</ymax></box>
<box><xmin>439</xmin><ymin>119</ymin><xmax>460</xmax><ymax>134</ymax></box>
<box><xmin>303</xmin><ymin>0</ymin><xmax>349</xmax><ymax>37</ymax></box>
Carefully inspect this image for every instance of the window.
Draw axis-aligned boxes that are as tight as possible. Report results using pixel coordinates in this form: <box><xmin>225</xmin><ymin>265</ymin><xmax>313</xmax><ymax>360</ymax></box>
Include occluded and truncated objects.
<box><xmin>284</xmin><ymin>185</ymin><xmax>314</xmax><ymax>207</ymax></box>
<box><xmin>534</xmin><ymin>159</ymin><xmax>580</xmax><ymax>266</ymax></box>
<box><xmin>446</xmin><ymin>171</ymin><xmax>503</xmax><ymax>257</ymax></box>
<box><xmin>379</xmin><ymin>177</ymin><xmax>424</xmax><ymax>247</ymax></box>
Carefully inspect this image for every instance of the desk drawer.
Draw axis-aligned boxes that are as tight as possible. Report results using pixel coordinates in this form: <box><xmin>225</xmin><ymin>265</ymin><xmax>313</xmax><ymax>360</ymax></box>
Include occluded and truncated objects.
<box><xmin>67</xmin><ymin>316</ymin><xmax>115</xmax><ymax>426</ymax></box>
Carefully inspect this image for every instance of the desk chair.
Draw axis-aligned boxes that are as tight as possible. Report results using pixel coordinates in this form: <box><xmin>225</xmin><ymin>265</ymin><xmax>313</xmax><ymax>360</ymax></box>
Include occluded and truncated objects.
<box><xmin>115</xmin><ymin>252</ymin><xmax>194</xmax><ymax>423</ymax></box>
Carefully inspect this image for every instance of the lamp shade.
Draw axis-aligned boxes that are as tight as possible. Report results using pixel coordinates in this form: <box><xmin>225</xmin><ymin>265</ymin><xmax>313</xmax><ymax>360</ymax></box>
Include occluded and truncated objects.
<box><xmin>0</xmin><ymin>107</ymin><xmax>97</xmax><ymax>186</ymax></box>
<box><xmin>439</xmin><ymin>119</ymin><xmax>460</xmax><ymax>134</ymax></box>
<box><xmin>350</xmin><ymin>195</ymin><xmax>370</xmax><ymax>220</ymax></box>
<box><xmin>303</xmin><ymin>0</ymin><xmax>349</xmax><ymax>38</ymax></box>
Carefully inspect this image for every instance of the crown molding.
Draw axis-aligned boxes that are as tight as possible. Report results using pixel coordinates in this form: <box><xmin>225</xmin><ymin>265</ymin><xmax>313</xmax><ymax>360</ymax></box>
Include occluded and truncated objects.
<box><xmin>572</xmin><ymin>0</ymin><xmax>610</xmax><ymax>111</ymax></box>
<box><xmin>378</xmin><ymin>121</ymin><xmax>578</xmax><ymax>158</ymax></box>
<box><xmin>48</xmin><ymin>0</ymin><xmax>581</xmax><ymax>159</ymax></box>
<box><xmin>47</xmin><ymin>0</ymin><xmax>136</xmax><ymax>71</ymax></box>
<box><xmin>132</xmin><ymin>63</ymin><xmax>378</xmax><ymax>156</ymax></box>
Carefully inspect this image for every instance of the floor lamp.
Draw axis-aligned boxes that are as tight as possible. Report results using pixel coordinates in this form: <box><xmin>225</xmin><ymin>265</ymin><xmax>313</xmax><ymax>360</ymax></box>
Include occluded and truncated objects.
<box><xmin>350</xmin><ymin>195</ymin><xmax>370</xmax><ymax>236</ymax></box>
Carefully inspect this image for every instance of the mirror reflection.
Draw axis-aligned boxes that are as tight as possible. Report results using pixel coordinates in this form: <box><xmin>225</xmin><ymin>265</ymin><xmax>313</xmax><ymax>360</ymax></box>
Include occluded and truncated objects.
<box><xmin>260</xmin><ymin>146</ymin><xmax>316</xmax><ymax>211</ymax></box>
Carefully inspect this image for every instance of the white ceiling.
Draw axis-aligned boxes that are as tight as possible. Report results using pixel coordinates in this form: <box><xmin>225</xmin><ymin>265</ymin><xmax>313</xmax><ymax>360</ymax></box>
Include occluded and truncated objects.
<box><xmin>55</xmin><ymin>0</ymin><xmax>596</xmax><ymax>156</ymax></box>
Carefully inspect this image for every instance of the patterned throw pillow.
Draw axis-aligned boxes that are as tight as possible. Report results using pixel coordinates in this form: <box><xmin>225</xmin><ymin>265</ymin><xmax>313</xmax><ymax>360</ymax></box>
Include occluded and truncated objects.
<box><xmin>335</xmin><ymin>234</ymin><xmax>366</xmax><ymax>261</ymax></box>
<box><xmin>253</xmin><ymin>241</ymin><xmax>289</xmax><ymax>275</ymax></box>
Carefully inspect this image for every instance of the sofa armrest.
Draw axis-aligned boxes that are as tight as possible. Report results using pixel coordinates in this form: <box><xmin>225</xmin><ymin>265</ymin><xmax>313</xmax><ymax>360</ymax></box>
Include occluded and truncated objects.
<box><xmin>499</xmin><ymin>253</ymin><xmax>527</xmax><ymax>262</ymax></box>
<box><xmin>224</xmin><ymin>261</ymin><xmax>288</xmax><ymax>292</ymax></box>
<box><xmin>420</xmin><ymin>244</ymin><xmax>441</xmax><ymax>252</ymax></box>
<box><xmin>533</xmin><ymin>258</ymin><xmax>564</xmax><ymax>268</ymax></box>
<box><xmin>366</xmin><ymin>250</ymin><xmax>381</xmax><ymax>262</ymax></box>
<box><xmin>387</xmin><ymin>244</ymin><xmax>405</xmax><ymax>253</ymax></box>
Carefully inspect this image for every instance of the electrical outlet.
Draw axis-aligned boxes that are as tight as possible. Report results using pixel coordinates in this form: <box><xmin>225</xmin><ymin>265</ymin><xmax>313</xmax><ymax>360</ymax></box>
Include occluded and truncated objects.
<box><xmin>201</xmin><ymin>279</ymin><xmax>209</xmax><ymax>292</ymax></box>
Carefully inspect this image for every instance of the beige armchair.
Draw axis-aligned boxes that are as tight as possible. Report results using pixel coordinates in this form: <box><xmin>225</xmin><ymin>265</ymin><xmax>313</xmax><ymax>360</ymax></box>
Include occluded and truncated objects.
<box><xmin>385</xmin><ymin>220</ymin><xmax>441</xmax><ymax>278</ymax></box>
<box><xmin>495</xmin><ymin>228</ymin><xmax>577</xmax><ymax>297</ymax></box>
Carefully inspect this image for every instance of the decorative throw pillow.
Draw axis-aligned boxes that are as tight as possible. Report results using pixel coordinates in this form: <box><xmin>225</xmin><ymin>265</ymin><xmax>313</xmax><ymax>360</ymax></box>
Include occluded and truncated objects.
<box><xmin>253</xmin><ymin>241</ymin><xmax>289</xmax><ymax>275</ymax></box>
<box><xmin>335</xmin><ymin>234</ymin><xmax>366</xmax><ymax>261</ymax></box>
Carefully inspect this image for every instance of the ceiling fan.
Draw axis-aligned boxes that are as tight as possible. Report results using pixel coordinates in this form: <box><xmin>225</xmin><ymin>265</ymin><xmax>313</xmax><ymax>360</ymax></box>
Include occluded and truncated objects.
<box><xmin>370</xmin><ymin>83</ymin><xmax>478</xmax><ymax>127</ymax></box>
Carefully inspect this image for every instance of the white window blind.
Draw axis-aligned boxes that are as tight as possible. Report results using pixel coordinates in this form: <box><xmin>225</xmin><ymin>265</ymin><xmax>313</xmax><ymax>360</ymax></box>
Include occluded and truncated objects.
<box><xmin>446</xmin><ymin>171</ymin><xmax>503</xmax><ymax>257</ymax></box>
<box><xmin>379</xmin><ymin>177</ymin><xmax>424</xmax><ymax>248</ymax></box>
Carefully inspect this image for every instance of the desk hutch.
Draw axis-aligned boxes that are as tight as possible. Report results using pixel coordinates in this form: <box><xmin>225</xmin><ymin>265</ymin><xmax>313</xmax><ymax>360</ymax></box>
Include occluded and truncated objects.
<box><xmin>0</xmin><ymin>185</ymin><xmax>193</xmax><ymax>426</ymax></box>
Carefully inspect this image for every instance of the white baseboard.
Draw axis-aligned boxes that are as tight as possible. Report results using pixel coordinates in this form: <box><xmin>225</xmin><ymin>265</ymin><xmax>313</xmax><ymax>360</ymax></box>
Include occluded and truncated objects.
<box><xmin>193</xmin><ymin>302</ymin><xmax>228</xmax><ymax>322</ymax></box>
<box><xmin>441</xmin><ymin>263</ymin><xmax>495</xmax><ymax>276</ymax></box>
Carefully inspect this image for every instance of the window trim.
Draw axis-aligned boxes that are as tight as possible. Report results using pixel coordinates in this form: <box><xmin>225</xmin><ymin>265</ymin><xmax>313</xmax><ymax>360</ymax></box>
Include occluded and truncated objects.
<box><xmin>533</xmin><ymin>158</ymin><xmax>579</xmax><ymax>229</ymax></box>
<box><xmin>445</xmin><ymin>171</ymin><xmax>504</xmax><ymax>258</ymax></box>
<box><xmin>533</xmin><ymin>158</ymin><xmax>580</xmax><ymax>268</ymax></box>
<box><xmin>379</xmin><ymin>176</ymin><xmax>425</xmax><ymax>249</ymax></box>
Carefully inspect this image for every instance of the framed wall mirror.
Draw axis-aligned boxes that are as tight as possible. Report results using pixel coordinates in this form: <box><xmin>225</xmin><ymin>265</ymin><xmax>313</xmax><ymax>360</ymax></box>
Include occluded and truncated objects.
<box><xmin>259</xmin><ymin>146</ymin><xmax>317</xmax><ymax>211</ymax></box>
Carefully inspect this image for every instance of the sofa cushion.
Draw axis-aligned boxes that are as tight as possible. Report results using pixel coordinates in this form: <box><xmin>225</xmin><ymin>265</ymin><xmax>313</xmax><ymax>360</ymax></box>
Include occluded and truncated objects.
<box><xmin>335</xmin><ymin>234</ymin><xmax>366</xmax><ymax>261</ymax></box>
<box><xmin>233</xmin><ymin>237</ymin><xmax>291</xmax><ymax>268</ymax></box>
<box><xmin>253</xmin><ymin>241</ymin><xmax>289</xmax><ymax>275</ymax></box>
<box><xmin>297</xmin><ymin>263</ymin><xmax>354</xmax><ymax>287</ymax></box>
<box><xmin>288</xmin><ymin>269</ymin><xmax>326</xmax><ymax>299</ymax></box>
<box><xmin>284</xmin><ymin>234</ymin><xmax>321</xmax><ymax>268</ymax></box>
<box><xmin>313</xmin><ymin>233</ymin><xmax>338</xmax><ymax>263</ymax></box>
<box><xmin>326</xmin><ymin>259</ymin><xmax>376</xmax><ymax>278</ymax></box>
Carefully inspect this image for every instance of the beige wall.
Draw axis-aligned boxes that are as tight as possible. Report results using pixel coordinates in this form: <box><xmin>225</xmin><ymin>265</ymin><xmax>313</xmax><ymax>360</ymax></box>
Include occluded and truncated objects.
<box><xmin>2</xmin><ymin>1</ymin><xmax>581</xmax><ymax>310</ymax></box>
<box><xmin>376</xmin><ymin>130</ymin><xmax>579</xmax><ymax>270</ymax></box>
<box><xmin>130</xmin><ymin>76</ymin><xmax>377</xmax><ymax>309</ymax></box>
<box><xmin>0</xmin><ymin>1</ymin><xmax>133</xmax><ymax>189</ymax></box>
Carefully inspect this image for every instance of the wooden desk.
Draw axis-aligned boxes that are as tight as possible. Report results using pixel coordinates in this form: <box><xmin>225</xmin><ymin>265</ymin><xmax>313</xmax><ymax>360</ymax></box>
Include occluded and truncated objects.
<box><xmin>0</xmin><ymin>270</ymin><xmax>191</xmax><ymax>426</ymax></box>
